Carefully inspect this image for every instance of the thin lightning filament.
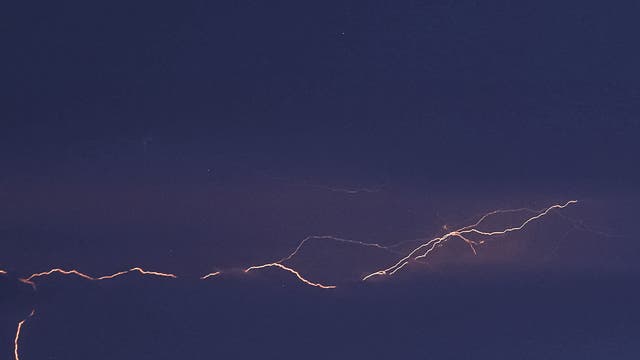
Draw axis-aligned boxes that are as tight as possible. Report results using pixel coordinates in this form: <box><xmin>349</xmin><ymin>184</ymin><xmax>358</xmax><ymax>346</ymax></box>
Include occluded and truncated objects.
<box><xmin>20</xmin><ymin>267</ymin><xmax>177</xmax><ymax>289</ymax></box>
<box><xmin>245</xmin><ymin>263</ymin><xmax>336</xmax><ymax>289</ymax></box>
<box><xmin>363</xmin><ymin>200</ymin><xmax>578</xmax><ymax>281</ymax></box>
<box><xmin>14</xmin><ymin>310</ymin><xmax>35</xmax><ymax>360</ymax></box>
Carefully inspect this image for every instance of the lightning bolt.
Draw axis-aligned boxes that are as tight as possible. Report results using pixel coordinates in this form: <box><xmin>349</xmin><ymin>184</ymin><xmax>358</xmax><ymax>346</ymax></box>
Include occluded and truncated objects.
<box><xmin>14</xmin><ymin>310</ymin><xmax>35</xmax><ymax>360</ymax></box>
<box><xmin>242</xmin><ymin>234</ymin><xmax>405</xmax><ymax>289</ymax></box>
<box><xmin>20</xmin><ymin>267</ymin><xmax>177</xmax><ymax>289</ymax></box>
<box><xmin>245</xmin><ymin>263</ymin><xmax>336</xmax><ymax>289</ymax></box>
<box><xmin>363</xmin><ymin>200</ymin><xmax>578</xmax><ymax>281</ymax></box>
<box><xmin>241</xmin><ymin>201</ymin><xmax>576</xmax><ymax>288</ymax></box>
<box><xmin>242</xmin><ymin>202</ymin><xmax>578</xmax><ymax>288</ymax></box>
<box><xmin>200</xmin><ymin>271</ymin><xmax>222</xmax><ymax>280</ymax></box>
<box><xmin>275</xmin><ymin>235</ymin><xmax>398</xmax><ymax>263</ymax></box>
<box><xmin>94</xmin><ymin>267</ymin><xmax>177</xmax><ymax>280</ymax></box>
<box><xmin>2</xmin><ymin>198</ymin><xmax>588</xmax><ymax>360</ymax></box>
<box><xmin>6</xmin><ymin>201</ymin><xmax>579</xmax><ymax>291</ymax></box>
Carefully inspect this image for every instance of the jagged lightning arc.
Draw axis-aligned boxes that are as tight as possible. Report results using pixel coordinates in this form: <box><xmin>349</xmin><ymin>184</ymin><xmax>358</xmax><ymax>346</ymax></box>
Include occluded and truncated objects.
<box><xmin>242</xmin><ymin>235</ymin><xmax>403</xmax><ymax>289</ymax></box>
<box><xmin>20</xmin><ymin>267</ymin><xmax>177</xmax><ymax>289</ymax></box>
<box><xmin>14</xmin><ymin>310</ymin><xmax>35</xmax><ymax>360</ymax></box>
<box><xmin>200</xmin><ymin>271</ymin><xmax>222</xmax><ymax>280</ymax></box>
<box><xmin>245</xmin><ymin>263</ymin><xmax>337</xmax><ymax>289</ymax></box>
<box><xmin>5</xmin><ymin>201</ymin><xmax>579</xmax><ymax>292</ymax></box>
<box><xmin>241</xmin><ymin>201</ymin><xmax>577</xmax><ymax>287</ymax></box>
<box><xmin>363</xmin><ymin>200</ymin><xmax>578</xmax><ymax>280</ymax></box>
<box><xmin>8</xmin><ymin>268</ymin><xmax>175</xmax><ymax>360</ymax></box>
<box><xmin>4</xmin><ymin>199</ymin><xmax>581</xmax><ymax>360</ymax></box>
<box><xmin>272</xmin><ymin>235</ymin><xmax>397</xmax><ymax>263</ymax></box>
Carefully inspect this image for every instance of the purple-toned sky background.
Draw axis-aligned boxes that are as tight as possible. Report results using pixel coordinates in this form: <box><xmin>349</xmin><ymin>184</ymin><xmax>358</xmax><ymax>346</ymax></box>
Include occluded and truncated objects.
<box><xmin>2</xmin><ymin>1</ymin><xmax>639</xmax><ymax>358</ymax></box>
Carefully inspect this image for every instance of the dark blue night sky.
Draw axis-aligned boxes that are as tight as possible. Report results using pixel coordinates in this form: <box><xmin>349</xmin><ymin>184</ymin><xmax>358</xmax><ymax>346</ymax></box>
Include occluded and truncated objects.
<box><xmin>1</xmin><ymin>1</ymin><xmax>639</xmax><ymax>359</ymax></box>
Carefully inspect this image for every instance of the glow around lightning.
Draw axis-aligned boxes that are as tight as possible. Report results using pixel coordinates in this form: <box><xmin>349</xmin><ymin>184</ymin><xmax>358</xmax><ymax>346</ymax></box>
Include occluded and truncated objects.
<box><xmin>245</xmin><ymin>263</ymin><xmax>337</xmax><ymax>289</ymax></box>
<box><xmin>19</xmin><ymin>267</ymin><xmax>177</xmax><ymax>289</ymax></box>
<box><xmin>4</xmin><ymin>201</ymin><xmax>578</xmax><ymax>291</ymax></box>
<box><xmin>362</xmin><ymin>200</ymin><xmax>578</xmax><ymax>281</ymax></box>
<box><xmin>242</xmin><ymin>234</ymin><xmax>404</xmax><ymax>289</ymax></box>
<box><xmin>3</xmin><ymin>199</ymin><xmax>579</xmax><ymax>360</ymax></box>
<box><xmin>14</xmin><ymin>310</ymin><xmax>34</xmax><ymax>360</ymax></box>
<box><xmin>200</xmin><ymin>271</ymin><xmax>221</xmax><ymax>280</ymax></box>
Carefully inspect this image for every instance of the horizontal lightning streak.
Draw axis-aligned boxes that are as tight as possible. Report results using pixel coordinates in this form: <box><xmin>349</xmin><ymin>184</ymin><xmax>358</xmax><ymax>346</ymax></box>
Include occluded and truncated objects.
<box><xmin>200</xmin><ymin>271</ymin><xmax>222</xmax><ymax>280</ymax></box>
<box><xmin>20</xmin><ymin>267</ymin><xmax>177</xmax><ymax>289</ymax></box>
<box><xmin>5</xmin><ymin>201</ymin><xmax>578</xmax><ymax>289</ymax></box>
<box><xmin>1</xmin><ymin>198</ymin><xmax>589</xmax><ymax>360</ymax></box>
<box><xmin>95</xmin><ymin>267</ymin><xmax>177</xmax><ymax>280</ymax></box>
<box><xmin>245</xmin><ymin>263</ymin><xmax>336</xmax><ymax>289</ymax></box>
<box><xmin>243</xmin><ymin>234</ymin><xmax>401</xmax><ymax>289</ymax></box>
<box><xmin>277</xmin><ymin>235</ymin><xmax>394</xmax><ymax>263</ymax></box>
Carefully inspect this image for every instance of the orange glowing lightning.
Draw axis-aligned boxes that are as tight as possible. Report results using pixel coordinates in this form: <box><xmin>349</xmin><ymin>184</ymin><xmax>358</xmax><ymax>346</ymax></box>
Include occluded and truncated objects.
<box><xmin>9</xmin><ymin>201</ymin><xmax>578</xmax><ymax>290</ymax></box>
<box><xmin>241</xmin><ymin>202</ymin><xmax>576</xmax><ymax>288</ymax></box>
<box><xmin>242</xmin><ymin>234</ymin><xmax>406</xmax><ymax>289</ymax></box>
<box><xmin>363</xmin><ymin>200</ymin><xmax>578</xmax><ymax>280</ymax></box>
<box><xmin>20</xmin><ymin>267</ymin><xmax>177</xmax><ymax>289</ymax></box>
<box><xmin>200</xmin><ymin>271</ymin><xmax>222</xmax><ymax>280</ymax></box>
<box><xmin>14</xmin><ymin>310</ymin><xmax>35</xmax><ymax>360</ymax></box>
<box><xmin>245</xmin><ymin>263</ymin><xmax>336</xmax><ymax>289</ymax></box>
<box><xmin>3</xmin><ymin>198</ymin><xmax>587</xmax><ymax>360</ymax></box>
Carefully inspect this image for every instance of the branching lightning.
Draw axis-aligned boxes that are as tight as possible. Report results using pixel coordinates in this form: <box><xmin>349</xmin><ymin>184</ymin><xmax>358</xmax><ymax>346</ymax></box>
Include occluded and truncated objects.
<box><xmin>240</xmin><ymin>201</ymin><xmax>577</xmax><ymax>287</ymax></box>
<box><xmin>240</xmin><ymin>235</ymin><xmax>404</xmax><ymax>289</ymax></box>
<box><xmin>2</xmin><ymin>200</ymin><xmax>579</xmax><ymax>292</ymax></box>
<box><xmin>2</xmin><ymin>199</ymin><xmax>584</xmax><ymax>360</ymax></box>
<box><xmin>362</xmin><ymin>200</ymin><xmax>578</xmax><ymax>281</ymax></box>
<box><xmin>275</xmin><ymin>235</ymin><xmax>398</xmax><ymax>263</ymax></box>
